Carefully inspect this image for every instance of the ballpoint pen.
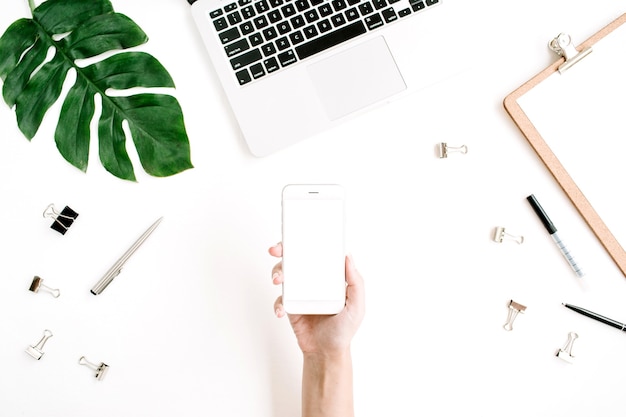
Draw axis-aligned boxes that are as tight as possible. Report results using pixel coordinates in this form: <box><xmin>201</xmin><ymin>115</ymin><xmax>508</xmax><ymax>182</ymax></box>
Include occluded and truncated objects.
<box><xmin>90</xmin><ymin>217</ymin><xmax>163</xmax><ymax>295</ymax></box>
<box><xmin>563</xmin><ymin>303</ymin><xmax>626</xmax><ymax>332</ymax></box>
<box><xmin>526</xmin><ymin>194</ymin><xmax>584</xmax><ymax>277</ymax></box>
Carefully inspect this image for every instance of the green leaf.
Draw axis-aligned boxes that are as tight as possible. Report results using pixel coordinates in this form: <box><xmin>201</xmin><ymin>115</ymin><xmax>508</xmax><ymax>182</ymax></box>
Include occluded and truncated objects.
<box><xmin>0</xmin><ymin>0</ymin><xmax>193</xmax><ymax>181</ymax></box>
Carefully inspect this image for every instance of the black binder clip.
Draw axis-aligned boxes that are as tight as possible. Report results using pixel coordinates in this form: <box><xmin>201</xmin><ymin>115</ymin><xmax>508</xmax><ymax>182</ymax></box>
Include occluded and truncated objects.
<box><xmin>79</xmin><ymin>356</ymin><xmax>109</xmax><ymax>380</ymax></box>
<box><xmin>43</xmin><ymin>204</ymin><xmax>79</xmax><ymax>235</ymax></box>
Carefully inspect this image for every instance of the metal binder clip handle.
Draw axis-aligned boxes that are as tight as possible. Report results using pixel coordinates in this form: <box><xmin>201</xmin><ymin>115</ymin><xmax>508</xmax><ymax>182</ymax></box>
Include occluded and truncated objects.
<box><xmin>493</xmin><ymin>227</ymin><xmax>524</xmax><ymax>244</ymax></box>
<box><xmin>549</xmin><ymin>33</ymin><xmax>592</xmax><ymax>73</ymax></box>
<box><xmin>26</xmin><ymin>329</ymin><xmax>53</xmax><ymax>360</ymax></box>
<box><xmin>556</xmin><ymin>332</ymin><xmax>578</xmax><ymax>363</ymax></box>
<box><xmin>503</xmin><ymin>300</ymin><xmax>527</xmax><ymax>331</ymax></box>
<box><xmin>79</xmin><ymin>356</ymin><xmax>109</xmax><ymax>380</ymax></box>
<box><xmin>438</xmin><ymin>142</ymin><xmax>468</xmax><ymax>158</ymax></box>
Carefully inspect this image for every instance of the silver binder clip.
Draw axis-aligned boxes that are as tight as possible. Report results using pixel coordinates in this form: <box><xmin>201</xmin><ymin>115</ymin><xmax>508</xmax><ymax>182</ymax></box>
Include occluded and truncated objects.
<box><xmin>503</xmin><ymin>300</ymin><xmax>526</xmax><ymax>331</ymax></box>
<box><xmin>493</xmin><ymin>227</ymin><xmax>524</xmax><ymax>244</ymax></box>
<box><xmin>437</xmin><ymin>142</ymin><xmax>467</xmax><ymax>158</ymax></box>
<box><xmin>549</xmin><ymin>33</ymin><xmax>592</xmax><ymax>73</ymax></box>
<box><xmin>556</xmin><ymin>332</ymin><xmax>578</xmax><ymax>363</ymax></box>
<box><xmin>79</xmin><ymin>356</ymin><xmax>109</xmax><ymax>380</ymax></box>
<box><xmin>29</xmin><ymin>276</ymin><xmax>60</xmax><ymax>298</ymax></box>
<box><xmin>43</xmin><ymin>203</ymin><xmax>79</xmax><ymax>235</ymax></box>
<box><xmin>26</xmin><ymin>329</ymin><xmax>53</xmax><ymax>360</ymax></box>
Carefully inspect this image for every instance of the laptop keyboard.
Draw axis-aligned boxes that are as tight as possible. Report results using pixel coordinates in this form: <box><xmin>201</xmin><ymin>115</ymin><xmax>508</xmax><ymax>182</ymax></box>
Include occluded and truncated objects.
<box><xmin>208</xmin><ymin>0</ymin><xmax>439</xmax><ymax>85</ymax></box>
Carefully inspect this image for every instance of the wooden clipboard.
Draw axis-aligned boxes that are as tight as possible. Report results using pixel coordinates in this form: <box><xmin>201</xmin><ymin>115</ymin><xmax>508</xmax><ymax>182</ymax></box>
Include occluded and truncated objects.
<box><xmin>504</xmin><ymin>13</ymin><xmax>626</xmax><ymax>278</ymax></box>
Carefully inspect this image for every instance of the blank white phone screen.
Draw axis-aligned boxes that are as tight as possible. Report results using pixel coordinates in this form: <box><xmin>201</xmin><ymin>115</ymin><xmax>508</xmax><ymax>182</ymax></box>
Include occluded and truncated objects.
<box><xmin>283</xmin><ymin>198</ymin><xmax>345</xmax><ymax>301</ymax></box>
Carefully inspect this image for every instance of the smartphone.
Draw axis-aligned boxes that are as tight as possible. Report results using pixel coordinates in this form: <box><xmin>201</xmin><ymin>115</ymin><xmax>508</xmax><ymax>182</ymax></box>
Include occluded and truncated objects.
<box><xmin>281</xmin><ymin>184</ymin><xmax>346</xmax><ymax>315</ymax></box>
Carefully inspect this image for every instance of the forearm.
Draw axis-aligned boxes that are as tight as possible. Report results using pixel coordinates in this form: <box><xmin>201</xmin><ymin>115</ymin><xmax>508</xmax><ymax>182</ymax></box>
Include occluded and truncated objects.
<box><xmin>302</xmin><ymin>350</ymin><xmax>354</xmax><ymax>417</ymax></box>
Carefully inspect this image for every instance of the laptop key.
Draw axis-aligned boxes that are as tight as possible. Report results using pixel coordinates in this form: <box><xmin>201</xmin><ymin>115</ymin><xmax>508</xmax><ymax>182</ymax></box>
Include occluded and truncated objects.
<box><xmin>235</xmin><ymin>68</ymin><xmax>252</xmax><ymax>85</ymax></box>
<box><xmin>381</xmin><ymin>7</ymin><xmax>397</xmax><ymax>23</ymax></box>
<box><xmin>225</xmin><ymin>38</ymin><xmax>251</xmax><ymax>57</ymax></box>
<box><xmin>364</xmin><ymin>13</ymin><xmax>383</xmax><ymax>30</ymax></box>
<box><xmin>213</xmin><ymin>17</ymin><xmax>229</xmax><ymax>31</ymax></box>
<box><xmin>220</xmin><ymin>27</ymin><xmax>241</xmax><ymax>44</ymax></box>
<box><xmin>230</xmin><ymin>48</ymin><xmax>262</xmax><ymax>70</ymax></box>
<box><xmin>264</xmin><ymin>57</ymin><xmax>280</xmax><ymax>72</ymax></box>
<box><xmin>278</xmin><ymin>50</ymin><xmax>297</xmax><ymax>66</ymax></box>
<box><xmin>295</xmin><ymin>20</ymin><xmax>366</xmax><ymax>59</ymax></box>
<box><xmin>250</xmin><ymin>63</ymin><xmax>266</xmax><ymax>79</ymax></box>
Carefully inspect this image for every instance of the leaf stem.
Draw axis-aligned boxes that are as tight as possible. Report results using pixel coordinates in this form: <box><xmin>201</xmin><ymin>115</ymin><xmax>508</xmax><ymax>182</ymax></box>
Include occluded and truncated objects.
<box><xmin>28</xmin><ymin>0</ymin><xmax>36</xmax><ymax>14</ymax></box>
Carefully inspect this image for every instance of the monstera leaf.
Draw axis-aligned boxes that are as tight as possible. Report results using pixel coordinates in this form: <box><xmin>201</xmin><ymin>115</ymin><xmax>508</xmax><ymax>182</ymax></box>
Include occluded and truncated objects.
<box><xmin>0</xmin><ymin>0</ymin><xmax>193</xmax><ymax>181</ymax></box>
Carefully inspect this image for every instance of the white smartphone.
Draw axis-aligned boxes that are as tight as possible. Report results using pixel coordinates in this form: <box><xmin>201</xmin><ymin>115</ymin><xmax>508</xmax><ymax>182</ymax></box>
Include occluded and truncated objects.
<box><xmin>281</xmin><ymin>184</ymin><xmax>346</xmax><ymax>315</ymax></box>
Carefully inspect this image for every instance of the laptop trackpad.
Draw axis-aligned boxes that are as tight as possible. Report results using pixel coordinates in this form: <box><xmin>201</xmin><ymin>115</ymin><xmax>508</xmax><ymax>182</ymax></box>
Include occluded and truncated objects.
<box><xmin>307</xmin><ymin>36</ymin><xmax>406</xmax><ymax>121</ymax></box>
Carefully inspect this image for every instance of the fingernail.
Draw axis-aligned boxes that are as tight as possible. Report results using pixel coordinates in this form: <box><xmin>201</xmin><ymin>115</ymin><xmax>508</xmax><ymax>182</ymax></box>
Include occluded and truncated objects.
<box><xmin>272</xmin><ymin>272</ymin><xmax>280</xmax><ymax>283</ymax></box>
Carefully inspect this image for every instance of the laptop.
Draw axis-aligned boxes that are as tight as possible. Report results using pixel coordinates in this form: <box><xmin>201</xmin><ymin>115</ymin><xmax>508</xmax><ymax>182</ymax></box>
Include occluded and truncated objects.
<box><xmin>188</xmin><ymin>0</ymin><xmax>462</xmax><ymax>156</ymax></box>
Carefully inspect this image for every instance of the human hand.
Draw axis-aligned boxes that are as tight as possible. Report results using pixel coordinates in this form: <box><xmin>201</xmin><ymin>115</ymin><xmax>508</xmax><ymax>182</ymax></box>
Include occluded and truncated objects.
<box><xmin>269</xmin><ymin>243</ymin><xmax>365</xmax><ymax>357</ymax></box>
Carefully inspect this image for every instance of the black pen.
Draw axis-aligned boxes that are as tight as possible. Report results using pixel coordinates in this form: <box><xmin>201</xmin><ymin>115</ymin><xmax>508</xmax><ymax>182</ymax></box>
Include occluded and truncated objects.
<box><xmin>563</xmin><ymin>303</ymin><xmax>626</xmax><ymax>332</ymax></box>
<box><xmin>526</xmin><ymin>194</ymin><xmax>584</xmax><ymax>277</ymax></box>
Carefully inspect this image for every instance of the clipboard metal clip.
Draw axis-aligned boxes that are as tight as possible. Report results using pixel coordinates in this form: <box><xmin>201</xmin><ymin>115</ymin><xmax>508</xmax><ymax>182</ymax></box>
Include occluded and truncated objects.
<box><xmin>549</xmin><ymin>33</ymin><xmax>592</xmax><ymax>73</ymax></box>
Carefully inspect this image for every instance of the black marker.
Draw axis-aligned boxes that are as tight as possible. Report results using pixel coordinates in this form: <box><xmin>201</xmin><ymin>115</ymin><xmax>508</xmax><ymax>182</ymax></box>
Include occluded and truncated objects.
<box><xmin>563</xmin><ymin>303</ymin><xmax>625</xmax><ymax>331</ymax></box>
<box><xmin>527</xmin><ymin>194</ymin><xmax>584</xmax><ymax>277</ymax></box>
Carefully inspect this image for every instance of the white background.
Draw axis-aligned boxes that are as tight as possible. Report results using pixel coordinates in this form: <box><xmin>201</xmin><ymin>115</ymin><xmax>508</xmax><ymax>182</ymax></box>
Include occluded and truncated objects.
<box><xmin>2</xmin><ymin>0</ymin><xmax>626</xmax><ymax>416</ymax></box>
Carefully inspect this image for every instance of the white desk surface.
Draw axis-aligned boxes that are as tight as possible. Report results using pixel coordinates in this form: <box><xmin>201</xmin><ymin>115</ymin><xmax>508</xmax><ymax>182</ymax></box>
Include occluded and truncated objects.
<box><xmin>2</xmin><ymin>0</ymin><xmax>626</xmax><ymax>416</ymax></box>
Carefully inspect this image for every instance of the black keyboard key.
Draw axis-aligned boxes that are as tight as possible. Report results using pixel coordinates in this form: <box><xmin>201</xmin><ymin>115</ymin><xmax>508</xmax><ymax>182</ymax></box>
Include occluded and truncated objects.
<box><xmin>261</xmin><ymin>42</ymin><xmax>277</xmax><ymax>56</ymax></box>
<box><xmin>409</xmin><ymin>0</ymin><xmax>424</xmax><ymax>11</ymax></box>
<box><xmin>345</xmin><ymin>7</ymin><xmax>359</xmax><ymax>20</ymax></box>
<box><xmin>236</xmin><ymin>68</ymin><xmax>252</xmax><ymax>85</ymax></box>
<box><xmin>270</xmin><ymin>0</ymin><xmax>284</xmax><ymax>7</ymax></box>
<box><xmin>398</xmin><ymin>7</ymin><xmax>411</xmax><ymax>16</ymax></box>
<box><xmin>249</xmin><ymin>32</ymin><xmax>264</xmax><ymax>46</ymax></box>
<box><xmin>230</xmin><ymin>48</ymin><xmax>262</xmax><ymax>70</ymax></box>
<box><xmin>364</xmin><ymin>13</ymin><xmax>383</xmax><ymax>30</ymax></box>
<box><xmin>347</xmin><ymin>0</ymin><xmax>360</xmax><ymax>5</ymax></box>
<box><xmin>264</xmin><ymin>57</ymin><xmax>280</xmax><ymax>72</ymax></box>
<box><xmin>305</xmin><ymin>9</ymin><xmax>320</xmax><ymax>22</ymax></box>
<box><xmin>425</xmin><ymin>0</ymin><xmax>438</xmax><ymax>5</ymax></box>
<box><xmin>296</xmin><ymin>21</ymin><xmax>366</xmax><ymax>59</ymax></box>
<box><xmin>281</xmin><ymin>3</ymin><xmax>297</xmax><ymax>17</ymax></box>
<box><xmin>318</xmin><ymin>4</ymin><xmax>333</xmax><ymax>16</ymax></box>
<box><xmin>219</xmin><ymin>27</ymin><xmax>241</xmax><ymax>44</ymax></box>
<box><xmin>255</xmin><ymin>0</ymin><xmax>270</xmax><ymax>13</ymax></box>
<box><xmin>332</xmin><ymin>0</ymin><xmax>347</xmax><ymax>10</ymax></box>
<box><xmin>372</xmin><ymin>0</ymin><xmax>386</xmax><ymax>9</ymax></box>
<box><xmin>213</xmin><ymin>17</ymin><xmax>228</xmax><ymax>31</ymax></box>
<box><xmin>240</xmin><ymin>21</ymin><xmax>255</xmax><ymax>35</ymax></box>
<box><xmin>225</xmin><ymin>38</ymin><xmax>251</xmax><ymax>56</ymax></box>
<box><xmin>295</xmin><ymin>0</ymin><xmax>310</xmax><ymax>11</ymax></box>
<box><xmin>210</xmin><ymin>9</ymin><xmax>224</xmax><ymax>18</ymax></box>
<box><xmin>254</xmin><ymin>15</ymin><xmax>269</xmax><ymax>29</ymax></box>
<box><xmin>241</xmin><ymin>5</ymin><xmax>256</xmax><ymax>18</ymax></box>
<box><xmin>381</xmin><ymin>7</ymin><xmax>397</xmax><ymax>22</ymax></box>
<box><xmin>249</xmin><ymin>62</ymin><xmax>266</xmax><ymax>79</ymax></box>
<box><xmin>277</xmin><ymin>21</ymin><xmax>292</xmax><ymax>34</ymax></box>
<box><xmin>263</xmin><ymin>27</ymin><xmax>278</xmax><ymax>40</ymax></box>
<box><xmin>303</xmin><ymin>25</ymin><xmax>318</xmax><ymax>38</ymax></box>
<box><xmin>276</xmin><ymin>36</ymin><xmax>291</xmax><ymax>50</ymax></box>
<box><xmin>358</xmin><ymin>2</ymin><xmax>373</xmax><ymax>15</ymax></box>
<box><xmin>317</xmin><ymin>19</ymin><xmax>332</xmax><ymax>33</ymax></box>
<box><xmin>331</xmin><ymin>13</ymin><xmax>346</xmax><ymax>26</ymax></box>
<box><xmin>291</xmin><ymin>15</ymin><xmax>306</xmax><ymax>28</ymax></box>
<box><xmin>310</xmin><ymin>0</ymin><xmax>324</xmax><ymax>5</ymax></box>
<box><xmin>278</xmin><ymin>50</ymin><xmax>297</xmax><ymax>66</ymax></box>
<box><xmin>268</xmin><ymin>10</ymin><xmax>282</xmax><ymax>23</ymax></box>
<box><xmin>289</xmin><ymin>30</ymin><xmax>305</xmax><ymax>44</ymax></box>
<box><xmin>227</xmin><ymin>11</ymin><xmax>243</xmax><ymax>25</ymax></box>
<box><xmin>225</xmin><ymin>2</ymin><xmax>238</xmax><ymax>11</ymax></box>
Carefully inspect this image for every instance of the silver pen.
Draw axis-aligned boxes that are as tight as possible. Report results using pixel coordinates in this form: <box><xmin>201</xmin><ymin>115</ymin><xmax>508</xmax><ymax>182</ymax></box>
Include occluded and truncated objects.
<box><xmin>91</xmin><ymin>217</ymin><xmax>163</xmax><ymax>295</ymax></box>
